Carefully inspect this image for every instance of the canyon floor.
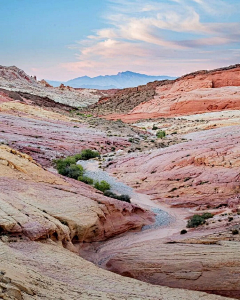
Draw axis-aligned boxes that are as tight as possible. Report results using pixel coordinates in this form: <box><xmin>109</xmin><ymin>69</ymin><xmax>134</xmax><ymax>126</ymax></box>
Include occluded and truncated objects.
<box><xmin>0</xmin><ymin>65</ymin><xmax>240</xmax><ymax>299</ymax></box>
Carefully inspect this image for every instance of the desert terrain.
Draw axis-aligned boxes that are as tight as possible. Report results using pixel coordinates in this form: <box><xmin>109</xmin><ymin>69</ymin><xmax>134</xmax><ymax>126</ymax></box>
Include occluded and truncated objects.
<box><xmin>0</xmin><ymin>64</ymin><xmax>239</xmax><ymax>299</ymax></box>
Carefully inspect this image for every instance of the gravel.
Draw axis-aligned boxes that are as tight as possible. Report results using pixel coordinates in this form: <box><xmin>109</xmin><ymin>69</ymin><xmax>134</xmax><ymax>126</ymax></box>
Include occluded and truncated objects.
<box><xmin>77</xmin><ymin>159</ymin><xmax>172</xmax><ymax>230</ymax></box>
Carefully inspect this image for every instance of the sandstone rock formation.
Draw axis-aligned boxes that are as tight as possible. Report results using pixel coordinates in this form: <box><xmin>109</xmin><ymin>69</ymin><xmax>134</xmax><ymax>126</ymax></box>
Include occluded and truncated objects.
<box><xmin>0</xmin><ymin>145</ymin><xmax>154</xmax><ymax>244</ymax></box>
<box><xmin>89</xmin><ymin>64</ymin><xmax>240</xmax><ymax>122</ymax></box>
<box><xmin>103</xmin><ymin>239</ymin><xmax>240</xmax><ymax>298</ymax></box>
<box><xmin>0</xmin><ymin>240</ymin><xmax>232</xmax><ymax>300</ymax></box>
<box><xmin>0</xmin><ymin>94</ymin><xmax>130</xmax><ymax>166</ymax></box>
<box><xmin>0</xmin><ymin>65</ymin><xmax>104</xmax><ymax>107</ymax></box>
<box><xmin>107</xmin><ymin>125</ymin><xmax>240</xmax><ymax>210</ymax></box>
<box><xmin>0</xmin><ymin>147</ymin><xmax>231</xmax><ymax>300</ymax></box>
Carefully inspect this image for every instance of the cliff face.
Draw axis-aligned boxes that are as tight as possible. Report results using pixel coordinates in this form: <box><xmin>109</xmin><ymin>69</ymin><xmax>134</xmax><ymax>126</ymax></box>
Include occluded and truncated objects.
<box><xmin>130</xmin><ymin>64</ymin><xmax>240</xmax><ymax>118</ymax></box>
<box><xmin>90</xmin><ymin>64</ymin><xmax>240</xmax><ymax>122</ymax></box>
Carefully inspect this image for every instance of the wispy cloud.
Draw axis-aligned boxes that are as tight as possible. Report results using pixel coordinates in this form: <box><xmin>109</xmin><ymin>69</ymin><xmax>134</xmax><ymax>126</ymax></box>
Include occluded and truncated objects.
<box><xmin>62</xmin><ymin>0</ymin><xmax>240</xmax><ymax>77</ymax></box>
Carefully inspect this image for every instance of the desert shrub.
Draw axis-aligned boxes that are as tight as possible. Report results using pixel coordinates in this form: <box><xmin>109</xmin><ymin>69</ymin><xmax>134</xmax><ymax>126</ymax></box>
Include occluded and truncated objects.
<box><xmin>104</xmin><ymin>191</ymin><xmax>131</xmax><ymax>203</ymax></box>
<box><xmin>66</xmin><ymin>164</ymin><xmax>84</xmax><ymax>179</ymax></box>
<box><xmin>54</xmin><ymin>156</ymin><xmax>85</xmax><ymax>179</ymax></box>
<box><xmin>201</xmin><ymin>212</ymin><xmax>213</xmax><ymax>220</ymax></box>
<box><xmin>152</xmin><ymin>125</ymin><xmax>158</xmax><ymax>130</ymax></box>
<box><xmin>187</xmin><ymin>215</ymin><xmax>205</xmax><ymax>228</ymax></box>
<box><xmin>55</xmin><ymin>157</ymin><xmax>78</xmax><ymax>174</ymax></box>
<box><xmin>76</xmin><ymin>149</ymin><xmax>100</xmax><ymax>160</ymax></box>
<box><xmin>187</xmin><ymin>212</ymin><xmax>214</xmax><ymax>228</ymax></box>
<box><xmin>232</xmin><ymin>229</ymin><xmax>239</xmax><ymax>235</ymax></box>
<box><xmin>180</xmin><ymin>229</ymin><xmax>187</xmax><ymax>234</ymax></box>
<box><xmin>156</xmin><ymin>130</ymin><xmax>166</xmax><ymax>138</ymax></box>
<box><xmin>78</xmin><ymin>176</ymin><xmax>94</xmax><ymax>185</ymax></box>
<box><xmin>94</xmin><ymin>180</ymin><xmax>111</xmax><ymax>192</ymax></box>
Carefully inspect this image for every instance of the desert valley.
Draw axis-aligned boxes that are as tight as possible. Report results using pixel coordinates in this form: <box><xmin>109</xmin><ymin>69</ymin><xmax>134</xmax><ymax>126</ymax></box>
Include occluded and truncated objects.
<box><xmin>0</xmin><ymin>63</ymin><xmax>239</xmax><ymax>300</ymax></box>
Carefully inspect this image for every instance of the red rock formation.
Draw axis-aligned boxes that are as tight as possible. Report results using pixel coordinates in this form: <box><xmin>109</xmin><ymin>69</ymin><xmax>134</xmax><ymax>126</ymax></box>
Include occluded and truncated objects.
<box><xmin>39</xmin><ymin>79</ymin><xmax>52</xmax><ymax>88</ymax></box>
<box><xmin>90</xmin><ymin>64</ymin><xmax>240</xmax><ymax>122</ymax></box>
<box><xmin>0</xmin><ymin>145</ymin><xmax>154</xmax><ymax>245</ymax></box>
<box><xmin>107</xmin><ymin>125</ymin><xmax>240</xmax><ymax>209</ymax></box>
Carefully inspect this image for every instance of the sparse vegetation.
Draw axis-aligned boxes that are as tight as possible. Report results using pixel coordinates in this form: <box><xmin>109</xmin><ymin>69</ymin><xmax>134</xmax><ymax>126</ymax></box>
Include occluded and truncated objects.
<box><xmin>54</xmin><ymin>157</ymin><xmax>84</xmax><ymax>179</ymax></box>
<box><xmin>152</xmin><ymin>125</ymin><xmax>158</xmax><ymax>130</ymax></box>
<box><xmin>94</xmin><ymin>180</ymin><xmax>111</xmax><ymax>192</ymax></box>
<box><xmin>103</xmin><ymin>191</ymin><xmax>131</xmax><ymax>203</ymax></box>
<box><xmin>74</xmin><ymin>149</ymin><xmax>100</xmax><ymax>161</ymax></box>
<box><xmin>232</xmin><ymin>229</ymin><xmax>239</xmax><ymax>235</ymax></box>
<box><xmin>156</xmin><ymin>130</ymin><xmax>166</xmax><ymax>139</ymax></box>
<box><xmin>180</xmin><ymin>229</ymin><xmax>187</xmax><ymax>234</ymax></box>
<box><xmin>187</xmin><ymin>213</ymin><xmax>214</xmax><ymax>228</ymax></box>
<box><xmin>78</xmin><ymin>176</ymin><xmax>94</xmax><ymax>185</ymax></box>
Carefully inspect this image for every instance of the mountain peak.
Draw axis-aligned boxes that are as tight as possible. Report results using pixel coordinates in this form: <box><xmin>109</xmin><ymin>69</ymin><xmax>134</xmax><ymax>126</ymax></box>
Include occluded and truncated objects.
<box><xmin>47</xmin><ymin>71</ymin><xmax>176</xmax><ymax>89</ymax></box>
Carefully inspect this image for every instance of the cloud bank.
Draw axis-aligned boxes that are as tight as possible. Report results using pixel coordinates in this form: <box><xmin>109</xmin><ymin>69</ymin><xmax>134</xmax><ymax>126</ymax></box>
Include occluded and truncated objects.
<box><xmin>45</xmin><ymin>0</ymin><xmax>240</xmax><ymax>78</ymax></box>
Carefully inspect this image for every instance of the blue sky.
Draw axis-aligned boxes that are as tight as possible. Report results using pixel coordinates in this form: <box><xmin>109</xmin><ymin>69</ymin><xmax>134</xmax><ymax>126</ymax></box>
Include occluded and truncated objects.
<box><xmin>0</xmin><ymin>0</ymin><xmax>239</xmax><ymax>80</ymax></box>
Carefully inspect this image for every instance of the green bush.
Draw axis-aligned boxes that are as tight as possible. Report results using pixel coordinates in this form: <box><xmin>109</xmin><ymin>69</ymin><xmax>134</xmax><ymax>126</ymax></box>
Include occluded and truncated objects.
<box><xmin>75</xmin><ymin>149</ymin><xmax>100</xmax><ymax>161</ymax></box>
<box><xmin>78</xmin><ymin>176</ymin><xmax>94</xmax><ymax>185</ymax></box>
<box><xmin>156</xmin><ymin>130</ymin><xmax>166</xmax><ymax>138</ymax></box>
<box><xmin>152</xmin><ymin>125</ymin><xmax>158</xmax><ymax>130</ymax></box>
<box><xmin>201</xmin><ymin>212</ymin><xmax>213</xmax><ymax>220</ymax></box>
<box><xmin>94</xmin><ymin>180</ymin><xmax>111</xmax><ymax>192</ymax></box>
<box><xmin>187</xmin><ymin>212</ymin><xmax>213</xmax><ymax>228</ymax></box>
<box><xmin>104</xmin><ymin>191</ymin><xmax>131</xmax><ymax>203</ymax></box>
<box><xmin>66</xmin><ymin>164</ymin><xmax>84</xmax><ymax>179</ymax></box>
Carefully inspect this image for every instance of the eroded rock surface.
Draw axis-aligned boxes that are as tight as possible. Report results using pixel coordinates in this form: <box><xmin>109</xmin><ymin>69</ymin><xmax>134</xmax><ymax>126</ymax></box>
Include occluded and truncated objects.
<box><xmin>0</xmin><ymin>145</ymin><xmax>154</xmax><ymax>246</ymax></box>
<box><xmin>92</xmin><ymin>64</ymin><xmax>240</xmax><ymax>122</ymax></box>
<box><xmin>0</xmin><ymin>65</ymin><xmax>104</xmax><ymax>107</ymax></box>
<box><xmin>0</xmin><ymin>99</ymin><xmax>129</xmax><ymax>167</ymax></box>
<box><xmin>0</xmin><ymin>240</ymin><xmax>232</xmax><ymax>300</ymax></box>
<box><xmin>107</xmin><ymin>125</ymin><xmax>240</xmax><ymax>209</ymax></box>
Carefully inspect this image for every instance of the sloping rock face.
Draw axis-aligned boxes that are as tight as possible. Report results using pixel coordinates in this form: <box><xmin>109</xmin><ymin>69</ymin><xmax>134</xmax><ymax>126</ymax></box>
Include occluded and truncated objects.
<box><xmin>104</xmin><ymin>239</ymin><xmax>240</xmax><ymax>299</ymax></box>
<box><xmin>107</xmin><ymin>125</ymin><xmax>240</xmax><ymax>209</ymax></box>
<box><xmin>94</xmin><ymin>64</ymin><xmax>240</xmax><ymax>122</ymax></box>
<box><xmin>0</xmin><ymin>148</ymin><xmax>230</xmax><ymax>300</ymax></box>
<box><xmin>86</xmin><ymin>80</ymin><xmax>170</xmax><ymax>115</ymax></box>
<box><xmin>0</xmin><ymin>240</ymin><xmax>232</xmax><ymax>300</ymax></box>
<box><xmin>0</xmin><ymin>65</ymin><xmax>103</xmax><ymax>107</ymax></box>
<box><xmin>0</xmin><ymin>96</ymin><xmax>129</xmax><ymax>167</ymax></box>
<box><xmin>0</xmin><ymin>145</ymin><xmax>154</xmax><ymax>245</ymax></box>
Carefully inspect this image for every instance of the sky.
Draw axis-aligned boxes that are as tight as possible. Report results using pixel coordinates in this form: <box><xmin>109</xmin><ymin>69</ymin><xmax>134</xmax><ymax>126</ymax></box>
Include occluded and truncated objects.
<box><xmin>0</xmin><ymin>0</ymin><xmax>239</xmax><ymax>80</ymax></box>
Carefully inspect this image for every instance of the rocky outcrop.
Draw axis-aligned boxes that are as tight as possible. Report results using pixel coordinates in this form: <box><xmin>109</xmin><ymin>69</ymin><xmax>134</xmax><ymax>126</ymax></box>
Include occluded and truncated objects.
<box><xmin>0</xmin><ymin>145</ymin><xmax>154</xmax><ymax>245</ymax></box>
<box><xmin>90</xmin><ymin>64</ymin><xmax>240</xmax><ymax>122</ymax></box>
<box><xmin>86</xmin><ymin>80</ymin><xmax>169</xmax><ymax>115</ymax></box>
<box><xmin>0</xmin><ymin>99</ymin><xmax>130</xmax><ymax>167</ymax></box>
<box><xmin>0</xmin><ymin>240</ymin><xmax>232</xmax><ymax>300</ymax></box>
<box><xmin>104</xmin><ymin>239</ymin><xmax>240</xmax><ymax>298</ymax></box>
<box><xmin>39</xmin><ymin>79</ymin><xmax>52</xmax><ymax>88</ymax></box>
<box><xmin>0</xmin><ymin>65</ymin><xmax>103</xmax><ymax>107</ymax></box>
<box><xmin>107</xmin><ymin>125</ymin><xmax>240</xmax><ymax>210</ymax></box>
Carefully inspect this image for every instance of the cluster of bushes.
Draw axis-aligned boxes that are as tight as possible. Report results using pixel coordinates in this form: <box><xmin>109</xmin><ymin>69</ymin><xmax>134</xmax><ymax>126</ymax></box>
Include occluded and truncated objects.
<box><xmin>54</xmin><ymin>156</ymin><xmax>84</xmax><ymax>179</ymax></box>
<box><xmin>54</xmin><ymin>149</ymin><xmax>100</xmax><ymax>180</ymax></box>
<box><xmin>187</xmin><ymin>212</ymin><xmax>213</xmax><ymax>228</ymax></box>
<box><xmin>156</xmin><ymin>130</ymin><xmax>166</xmax><ymax>139</ymax></box>
<box><xmin>73</xmin><ymin>149</ymin><xmax>100</xmax><ymax>161</ymax></box>
<box><xmin>54</xmin><ymin>150</ymin><xmax>131</xmax><ymax>203</ymax></box>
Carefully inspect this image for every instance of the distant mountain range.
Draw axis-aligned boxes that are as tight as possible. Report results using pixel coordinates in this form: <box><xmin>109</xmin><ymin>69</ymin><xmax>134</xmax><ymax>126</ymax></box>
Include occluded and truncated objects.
<box><xmin>47</xmin><ymin>71</ymin><xmax>176</xmax><ymax>89</ymax></box>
